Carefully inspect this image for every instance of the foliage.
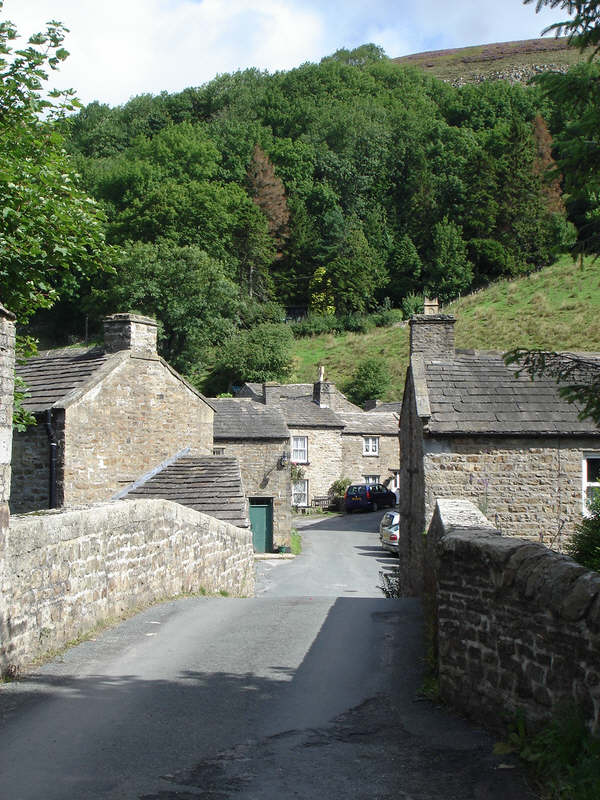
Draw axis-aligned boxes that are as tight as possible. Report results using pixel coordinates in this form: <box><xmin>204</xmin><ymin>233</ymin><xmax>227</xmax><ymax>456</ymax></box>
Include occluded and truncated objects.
<box><xmin>329</xmin><ymin>477</ymin><xmax>352</xmax><ymax>500</ymax></box>
<box><xmin>290</xmin><ymin>463</ymin><xmax>306</xmax><ymax>482</ymax></box>
<box><xmin>401</xmin><ymin>293</ymin><xmax>425</xmax><ymax>319</ymax></box>
<box><xmin>215</xmin><ymin>322</ymin><xmax>294</xmax><ymax>387</ymax></box>
<box><xmin>499</xmin><ymin>705</ymin><xmax>600</xmax><ymax>799</ymax></box>
<box><xmin>504</xmin><ymin>348</ymin><xmax>600</xmax><ymax>426</ymax></box>
<box><xmin>0</xmin><ymin>2</ymin><xmax>109</xmax><ymax>324</ymax></box>
<box><xmin>344</xmin><ymin>359</ymin><xmax>390</xmax><ymax>407</ymax></box>
<box><xmin>524</xmin><ymin>0</ymin><xmax>600</xmax><ymax>58</ymax></box>
<box><xmin>566</xmin><ymin>494</ymin><xmax>600</xmax><ymax>570</ymax></box>
<box><xmin>290</xmin><ymin>529</ymin><xmax>302</xmax><ymax>555</ymax></box>
<box><xmin>91</xmin><ymin>240</ymin><xmax>241</xmax><ymax>374</ymax></box>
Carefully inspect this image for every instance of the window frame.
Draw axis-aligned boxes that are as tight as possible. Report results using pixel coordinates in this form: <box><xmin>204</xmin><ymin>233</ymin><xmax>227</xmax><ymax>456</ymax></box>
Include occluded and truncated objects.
<box><xmin>291</xmin><ymin>435</ymin><xmax>308</xmax><ymax>464</ymax></box>
<box><xmin>362</xmin><ymin>436</ymin><xmax>379</xmax><ymax>456</ymax></box>
<box><xmin>583</xmin><ymin>453</ymin><xmax>600</xmax><ymax>514</ymax></box>
<box><xmin>212</xmin><ymin>446</ymin><xmax>225</xmax><ymax>456</ymax></box>
<box><xmin>364</xmin><ymin>474</ymin><xmax>380</xmax><ymax>486</ymax></box>
<box><xmin>292</xmin><ymin>478</ymin><xmax>308</xmax><ymax>507</ymax></box>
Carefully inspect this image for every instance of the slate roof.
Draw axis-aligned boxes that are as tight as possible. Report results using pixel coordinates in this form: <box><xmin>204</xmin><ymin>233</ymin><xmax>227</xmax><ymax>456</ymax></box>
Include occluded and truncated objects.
<box><xmin>338</xmin><ymin>412</ymin><xmax>399</xmax><ymax>435</ymax></box>
<box><xmin>211</xmin><ymin>398</ymin><xmax>289</xmax><ymax>440</ymax></box>
<box><xmin>237</xmin><ymin>382</ymin><xmax>363</xmax><ymax>412</ymax></box>
<box><xmin>367</xmin><ymin>402</ymin><xmax>403</xmax><ymax>414</ymax></box>
<box><xmin>123</xmin><ymin>455</ymin><xmax>249</xmax><ymax>528</ymax></box>
<box><xmin>16</xmin><ymin>347</ymin><xmax>111</xmax><ymax>412</ymax></box>
<box><xmin>279</xmin><ymin>397</ymin><xmax>344</xmax><ymax>428</ymax></box>
<box><xmin>421</xmin><ymin>352</ymin><xmax>600</xmax><ymax>436</ymax></box>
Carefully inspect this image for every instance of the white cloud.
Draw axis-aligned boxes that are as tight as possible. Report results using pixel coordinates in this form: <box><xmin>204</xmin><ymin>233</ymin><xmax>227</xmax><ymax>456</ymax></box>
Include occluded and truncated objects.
<box><xmin>3</xmin><ymin>0</ymin><xmax>569</xmax><ymax>106</ymax></box>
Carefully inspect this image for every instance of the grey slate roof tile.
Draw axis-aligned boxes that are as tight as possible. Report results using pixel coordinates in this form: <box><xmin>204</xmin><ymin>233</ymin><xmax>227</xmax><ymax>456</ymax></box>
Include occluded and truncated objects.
<box><xmin>17</xmin><ymin>347</ymin><xmax>111</xmax><ymax>411</ymax></box>
<box><xmin>211</xmin><ymin>398</ymin><xmax>289</xmax><ymax>440</ymax></box>
<box><xmin>337</xmin><ymin>411</ymin><xmax>399</xmax><ymax>435</ymax></box>
<box><xmin>423</xmin><ymin>352</ymin><xmax>600</xmax><ymax>436</ymax></box>
<box><xmin>279</xmin><ymin>397</ymin><xmax>344</xmax><ymax>428</ymax></box>
<box><xmin>123</xmin><ymin>455</ymin><xmax>249</xmax><ymax>528</ymax></box>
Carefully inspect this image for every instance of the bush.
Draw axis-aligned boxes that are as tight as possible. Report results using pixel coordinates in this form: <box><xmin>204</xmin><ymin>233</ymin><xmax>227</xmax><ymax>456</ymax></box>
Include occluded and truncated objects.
<box><xmin>566</xmin><ymin>494</ymin><xmax>600</xmax><ymax>571</ymax></box>
<box><xmin>401</xmin><ymin>293</ymin><xmax>424</xmax><ymax>319</ymax></box>
<box><xmin>291</xmin><ymin>313</ymin><xmax>341</xmax><ymax>337</ymax></box>
<box><xmin>372</xmin><ymin>308</ymin><xmax>402</xmax><ymax>328</ymax></box>
<box><xmin>329</xmin><ymin>477</ymin><xmax>352</xmax><ymax>501</ymax></box>
<box><xmin>216</xmin><ymin>322</ymin><xmax>294</xmax><ymax>385</ymax></box>
<box><xmin>337</xmin><ymin>313</ymin><xmax>375</xmax><ymax>334</ymax></box>
<box><xmin>344</xmin><ymin>359</ymin><xmax>390</xmax><ymax>407</ymax></box>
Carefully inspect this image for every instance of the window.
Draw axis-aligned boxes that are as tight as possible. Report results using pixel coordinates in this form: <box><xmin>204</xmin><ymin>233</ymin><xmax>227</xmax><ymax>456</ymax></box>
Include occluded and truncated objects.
<box><xmin>292</xmin><ymin>479</ymin><xmax>308</xmax><ymax>507</ymax></box>
<box><xmin>364</xmin><ymin>475</ymin><xmax>380</xmax><ymax>485</ymax></box>
<box><xmin>292</xmin><ymin>435</ymin><xmax>308</xmax><ymax>463</ymax></box>
<box><xmin>213</xmin><ymin>447</ymin><xmax>225</xmax><ymax>456</ymax></box>
<box><xmin>363</xmin><ymin>436</ymin><xmax>379</xmax><ymax>456</ymax></box>
<box><xmin>583</xmin><ymin>454</ymin><xmax>600</xmax><ymax>513</ymax></box>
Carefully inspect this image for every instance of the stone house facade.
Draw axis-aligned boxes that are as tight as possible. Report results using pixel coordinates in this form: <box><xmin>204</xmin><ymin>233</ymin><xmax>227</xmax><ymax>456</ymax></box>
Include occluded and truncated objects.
<box><xmin>11</xmin><ymin>313</ymin><xmax>215</xmax><ymax>513</ymax></box>
<box><xmin>210</xmin><ymin>398</ymin><xmax>292</xmax><ymax>550</ymax></box>
<box><xmin>232</xmin><ymin>378</ymin><xmax>400</xmax><ymax>506</ymax></box>
<box><xmin>399</xmin><ymin>313</ymin><xmax>600</xmax><ymax>594</ymax></box>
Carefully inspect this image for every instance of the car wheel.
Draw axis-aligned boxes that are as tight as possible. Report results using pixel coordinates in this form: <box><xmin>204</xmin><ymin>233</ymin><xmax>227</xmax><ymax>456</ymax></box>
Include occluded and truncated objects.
<box><xmin>371</xmin><ymin>501</ymin><xmax>378</xmax><ymax>512</ymax></box>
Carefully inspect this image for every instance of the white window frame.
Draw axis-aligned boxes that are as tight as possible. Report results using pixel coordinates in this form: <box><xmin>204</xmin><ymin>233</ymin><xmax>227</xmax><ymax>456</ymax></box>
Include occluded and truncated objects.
<box><xmin>583</xmin><ymin>453</ymin><xmax>600</xmax><ymax>514</ymax></box>
<box><xmin>364</xmin><ymin>475</ymin><xmax>380</xmax><ymax>486</ymax></box>
<box><xmin>292</xmin><ymin>479</ymin><xmax>308</xmax><ymax>507</ymax></box>
<box><xmin>362</xmin><ymin>436</ymin><xmax>379</xmax><ymax>456</ymax></box>
<box><xmin>292</xmin><ymin>435</ymin><xmax>308</xmax><ymax>464</ymax></box>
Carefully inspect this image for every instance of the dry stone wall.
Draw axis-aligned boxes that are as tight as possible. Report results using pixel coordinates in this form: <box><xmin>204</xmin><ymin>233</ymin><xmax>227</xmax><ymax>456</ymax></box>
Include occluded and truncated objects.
<box><xmin>426</xmin><ymin>499</ymin><xmax>600</xmax><ymax>733</ymax></box>
<box><xmin>1</xmin><ymin>499</ymin><xmax>254</xmax><ymax>671</ymax></box>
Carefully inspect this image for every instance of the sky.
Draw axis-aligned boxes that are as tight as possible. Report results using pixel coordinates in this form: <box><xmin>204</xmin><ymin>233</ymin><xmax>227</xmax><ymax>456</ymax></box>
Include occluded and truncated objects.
<box><xmin>6</xmin><ymin>0</ymin><xmax>569</xmax><ymax>107</ymax></box>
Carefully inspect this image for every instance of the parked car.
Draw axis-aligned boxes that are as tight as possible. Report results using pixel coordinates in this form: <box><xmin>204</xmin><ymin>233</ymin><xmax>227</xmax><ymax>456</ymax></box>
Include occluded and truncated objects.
<box><xmin>379</xmin><ymin>511</ymin><xmax>400</xmax><ymax>555</ymax></box>
<box><xmin>344</xmin><ymin>483</ymin><xmax>396</xmax><ymax>512</ymax></box>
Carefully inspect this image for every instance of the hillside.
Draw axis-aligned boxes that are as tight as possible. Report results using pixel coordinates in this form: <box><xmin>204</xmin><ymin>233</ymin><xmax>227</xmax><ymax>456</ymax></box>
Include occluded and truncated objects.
<box><xmin>393</xmin><ymin>37</ymin><xmax>586</xmax><ymax>85</ymax></box>
<box><xmin>290</xmin><ymin>256</ymin><xmax>600</xmax><ymax>400</ymax></box>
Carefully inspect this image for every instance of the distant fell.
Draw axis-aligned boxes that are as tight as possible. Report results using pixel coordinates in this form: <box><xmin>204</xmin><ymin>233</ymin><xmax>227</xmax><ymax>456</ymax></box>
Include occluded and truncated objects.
<box><xmin>393</xmin><ymin>37</ymin><xmax>587</xmax><ymax>85</ymax></box>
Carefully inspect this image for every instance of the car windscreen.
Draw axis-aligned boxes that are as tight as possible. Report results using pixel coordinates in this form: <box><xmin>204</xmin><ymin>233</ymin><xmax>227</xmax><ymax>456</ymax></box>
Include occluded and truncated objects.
<box><xmin>346</xmin><ymin>485</ymin><xmax>366</xmax><ymax>496</ymax></box>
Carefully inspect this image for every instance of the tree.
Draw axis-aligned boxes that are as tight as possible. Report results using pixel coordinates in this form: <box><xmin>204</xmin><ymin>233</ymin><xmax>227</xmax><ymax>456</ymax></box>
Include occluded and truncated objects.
<box><xmin>424</xmin><ymin>218</ymin><xmax>473</xmax><ymax>303</ymax></box>
<box><xmin>246</xmin><ymin>143</ymin><xmax>290</xmax><ymax>258</ymax></box>
<box><xmin>215</xmin><ymin>322</ymin><xmax>294</xmax><ymax>387</ymax></box>
<box><xmin>524</xmin><ymin>1</ymin><xmax>600</xmax><ymax>57</ymax></box>
<box><xmin>344</xmin><ymin>359</ymin><xmax>390</xmax><ymax>407</ymax></box>
<box><xmin>0</xmin><ymin>3</ymin><xmax>109</xmax><ymax>324</ymax></box>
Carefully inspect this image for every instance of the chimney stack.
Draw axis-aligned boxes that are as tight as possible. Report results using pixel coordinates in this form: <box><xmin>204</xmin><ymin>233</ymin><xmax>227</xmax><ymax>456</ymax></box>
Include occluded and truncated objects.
<box><xmin>262</xmin><ymin>382</ymin><xmax>280</xmax><ymax>405</ymax></box>
<box><xmin>103</xmin><ymin>313</ymin><xmax>158</xmax><ymax>356</ymax></box>
<box><xmin>313</xmin><ymin>367</ymin><xmax>335</xmax><ymax>409</ymax></box>
<box><xmin>409</xmin><ymin>313</ymin><xmax>456</xmax><ymax>359</ymax></box>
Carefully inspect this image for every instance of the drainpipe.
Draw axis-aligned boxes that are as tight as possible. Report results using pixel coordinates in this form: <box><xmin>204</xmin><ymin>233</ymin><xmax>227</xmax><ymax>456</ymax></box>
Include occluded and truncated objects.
<box><xmin>45</xmin><ymin>409</ymin><xmax>58</xmax><ymax>509</ymax></box>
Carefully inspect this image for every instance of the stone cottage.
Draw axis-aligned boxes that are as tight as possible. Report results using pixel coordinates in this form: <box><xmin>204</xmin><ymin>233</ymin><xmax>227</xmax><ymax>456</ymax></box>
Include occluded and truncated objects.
<box><xmin>232</xmin><ymin>376</ymin><xmax>400</xmax><ymax>506</ymax></box>
<box><xmin>10</xmin><ymin>313</ymin><xmax>248</xmax><ymax>528</ymax></box>
<box><xmin>210</xmin><ymin>397</ymin><xmax>292</xmax><ymax>551</ymax></box>
<box><xmin>399</xmin><ymin>312</ymin><xmax>600</xmax><ymax>593</ymax></box>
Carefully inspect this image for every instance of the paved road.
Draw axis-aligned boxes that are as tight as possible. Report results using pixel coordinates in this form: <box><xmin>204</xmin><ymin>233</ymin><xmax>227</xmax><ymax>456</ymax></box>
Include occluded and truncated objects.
<box><xmin>0</xmin><ymin>511</ymin><xmax>533</xmax><ymax>799</ymax></box>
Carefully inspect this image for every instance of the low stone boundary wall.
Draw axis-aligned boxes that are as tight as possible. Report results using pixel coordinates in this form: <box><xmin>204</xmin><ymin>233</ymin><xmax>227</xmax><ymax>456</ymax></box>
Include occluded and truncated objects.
<box><xmin>426</xmin><ymin>498</ymin><xmax>600</xmax><ymax>732</ymax></box>
<box><xmin>1</xmin><ymin>498</ymin><xmax>254</xmax><ymax>671</ymax></box>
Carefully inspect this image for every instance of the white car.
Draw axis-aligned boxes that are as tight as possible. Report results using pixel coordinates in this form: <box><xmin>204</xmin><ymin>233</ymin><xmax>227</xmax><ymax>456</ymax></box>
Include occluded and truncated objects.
<box><xmin>379</xmin><ymin>511</ymin><xmax>400</xmax><ymax>555</ymax></box>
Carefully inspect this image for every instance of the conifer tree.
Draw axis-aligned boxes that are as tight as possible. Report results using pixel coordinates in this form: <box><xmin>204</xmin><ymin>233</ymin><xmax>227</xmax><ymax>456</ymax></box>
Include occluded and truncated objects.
<box><xmin>246</xmin><ymin>144</ymin><xmax>290</xmax><ymax>259</ymax></box>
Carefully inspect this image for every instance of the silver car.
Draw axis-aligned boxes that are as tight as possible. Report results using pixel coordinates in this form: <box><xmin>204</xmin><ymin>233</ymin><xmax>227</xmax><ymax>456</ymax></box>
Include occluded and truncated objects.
<box><xmin>379</xmin><ymin>511</ymin><xmax>400</xmax><ymax>555</ymax></box>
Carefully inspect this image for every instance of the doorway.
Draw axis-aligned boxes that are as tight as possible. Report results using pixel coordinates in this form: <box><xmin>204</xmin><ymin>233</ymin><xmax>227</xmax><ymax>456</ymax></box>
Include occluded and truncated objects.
<box><xmin>249</xmin><ymin>498</ymin><xmax>274</xmax><ymax>553</ymax></box>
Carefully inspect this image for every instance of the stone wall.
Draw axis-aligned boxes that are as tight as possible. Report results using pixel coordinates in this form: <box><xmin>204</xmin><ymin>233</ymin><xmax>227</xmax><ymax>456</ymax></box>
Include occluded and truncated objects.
<box><xmin>426</xmin><ymin>499</ymin><xmax>600</xmax><ymax>733</ymax></box>
<box><xmin>0</xmin><ymin>306</ymin><xmax>15</xmax><ymax>531</ymax></box>
<box><xmin>341</xmin><ymin>433</ymin><xmax>399</xmax><ymax>487</ymax></box>
<box><xmin>423</xmin><ymin>436</ymin><xmax>597</xmax><ymax>549</ymax></box>
<box><xmin>65</xmin><ymin>355</ymin><xmax>213</xmax><ymax>507</ymax></box>
<box><xmin>1</xmin><ymin>499</ymin><xmax>254</xmax><ymax>671</ymax></box>
<box><xmin>215</xmin><ymin>438</ymin><xmax>291</xmax><ymax>548</ymax></box>
<box><xmin>289</xmin><ymin>426</ymin><xmax>343</xmax><ymax>503</ymax></box>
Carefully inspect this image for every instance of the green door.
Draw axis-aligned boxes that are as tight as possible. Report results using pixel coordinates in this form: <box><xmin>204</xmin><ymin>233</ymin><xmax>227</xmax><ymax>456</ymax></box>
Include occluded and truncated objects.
<box><xmin>249</xmin><ymin>499</ymin><xmax>273</xmax><ymax>553</ymax></box>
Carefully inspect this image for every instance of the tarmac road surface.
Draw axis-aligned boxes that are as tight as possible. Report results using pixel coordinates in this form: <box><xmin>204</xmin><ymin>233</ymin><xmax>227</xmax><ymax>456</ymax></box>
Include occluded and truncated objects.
<box><xmin>0</xmin><ymin>511</ymin><xmax>533</xmax><ymax>799</ymax></box>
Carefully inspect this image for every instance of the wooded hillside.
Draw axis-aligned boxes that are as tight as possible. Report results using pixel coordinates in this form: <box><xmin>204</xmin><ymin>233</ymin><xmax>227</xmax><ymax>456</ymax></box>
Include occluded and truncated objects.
<box><xmin>33</xmin><ymin>44</ymin><xmax>576</xmax><ymax>390</ymax></box>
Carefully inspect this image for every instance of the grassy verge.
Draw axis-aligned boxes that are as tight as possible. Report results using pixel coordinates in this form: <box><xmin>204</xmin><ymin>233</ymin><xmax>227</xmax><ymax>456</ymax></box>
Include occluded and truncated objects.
<box><xmin>496</xmin><ymin>707</ymin><xmax>600</xmax><ymax>799</ymax></box>
<box><xmin>290</xmin><ymin>528</ymin><xmax>302</xmax><ymax>555</ymax></box>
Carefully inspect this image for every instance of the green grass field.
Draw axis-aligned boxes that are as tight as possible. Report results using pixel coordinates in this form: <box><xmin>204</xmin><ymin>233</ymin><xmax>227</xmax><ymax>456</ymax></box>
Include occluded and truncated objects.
<box><xmin>289</xmin><ymin>256</ymin><xmax>600</xmax><ymax>401</ymax></box>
